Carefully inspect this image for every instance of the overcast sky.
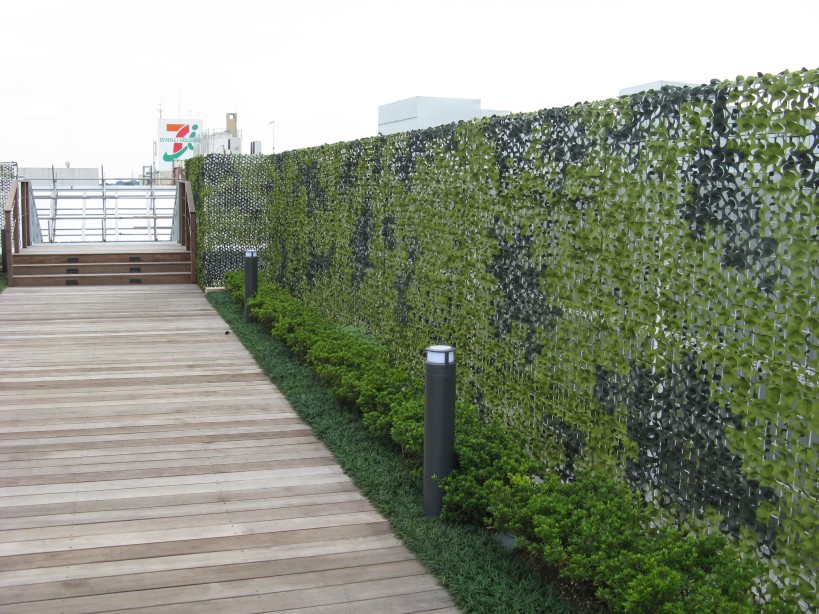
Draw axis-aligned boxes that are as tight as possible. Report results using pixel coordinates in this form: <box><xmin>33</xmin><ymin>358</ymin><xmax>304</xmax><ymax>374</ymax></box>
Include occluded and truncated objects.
<box><xmin>2</xmin><ymin>0</ymin><xmax>817</xmax><ymax>177</ymax></box>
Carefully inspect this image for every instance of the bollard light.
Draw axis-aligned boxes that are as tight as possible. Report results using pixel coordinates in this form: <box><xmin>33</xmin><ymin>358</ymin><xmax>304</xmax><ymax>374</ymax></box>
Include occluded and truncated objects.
<box><xmin>426</xmin><ymin>345</ymin><xmax>455</xmax><ymax>365</ymax></box>
<box><xmin>244</xmin><ymin>249</ymin><xmax>258</xmax><ymax>323</ymax></box>
<box><xmin>424</xmin><ymin>344</ymin><xmax>456</xmax><ymax>517</ymax></box>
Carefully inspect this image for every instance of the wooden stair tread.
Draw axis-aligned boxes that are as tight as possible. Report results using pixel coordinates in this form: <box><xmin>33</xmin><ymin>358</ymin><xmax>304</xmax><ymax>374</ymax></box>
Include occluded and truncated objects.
<box><xmin>18</xmin><ymin>242</ymin><xmax>188</xmax><ymax>253</ymax></box>
<box><xmin>14</xmin><ymin>271</ymin><xmax>188</xmax><ymax>279</ymax></box>
<box><xmin>14</xmin><ymin>254</ymin><xmax>192</xmax><ymax>265</ymax></box>
<box><xmin>15</xmin><ymin>265</ymin><xmax>191</xmax><ymax>276</ymax></box>
<box><xmin>11</xmin><ymin>244</ymin><xmax>195</xmax><ymax>286</ymax></box>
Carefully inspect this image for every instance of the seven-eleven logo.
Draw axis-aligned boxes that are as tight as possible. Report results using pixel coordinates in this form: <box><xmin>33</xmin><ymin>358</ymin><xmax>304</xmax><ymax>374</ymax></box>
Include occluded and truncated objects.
<box><xmin>162</xmin><ymin>123</ymin><xmax>199</xmax><ymax>162</ymax></box>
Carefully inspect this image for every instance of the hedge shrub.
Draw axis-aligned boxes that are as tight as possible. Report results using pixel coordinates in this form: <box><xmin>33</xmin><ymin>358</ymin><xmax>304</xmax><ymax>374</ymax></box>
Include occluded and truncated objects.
<box><xmin>223</xmin><ymin>271</ymin><xmax>787</xmax><ymax>612</ymax></box>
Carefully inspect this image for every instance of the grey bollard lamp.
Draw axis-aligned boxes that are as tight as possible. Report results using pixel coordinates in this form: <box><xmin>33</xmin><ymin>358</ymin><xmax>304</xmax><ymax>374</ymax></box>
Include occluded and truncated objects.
<box><xmin>244</xmin><ymin>250</ymin><xmax>258</xmax><ymax>323</ymax></box>
<box><xmin>424</xmin><ymin>344</ymin><xmax>456</xmax><ymax>517</ymax></box>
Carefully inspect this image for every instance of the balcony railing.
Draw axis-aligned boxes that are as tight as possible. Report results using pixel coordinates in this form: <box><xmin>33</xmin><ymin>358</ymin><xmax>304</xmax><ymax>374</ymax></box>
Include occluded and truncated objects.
<box><xmin>30</xmin><ymin>181</ymin><xmax>176</xmax><ymax>243</ymax></box>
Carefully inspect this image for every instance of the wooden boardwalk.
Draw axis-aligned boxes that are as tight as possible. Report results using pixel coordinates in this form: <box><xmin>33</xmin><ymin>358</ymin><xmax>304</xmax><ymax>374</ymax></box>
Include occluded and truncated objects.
<box><xmin>0</xmin><ymin>285</ymin><xmax>457</xmax><ymax>613</ymax></box>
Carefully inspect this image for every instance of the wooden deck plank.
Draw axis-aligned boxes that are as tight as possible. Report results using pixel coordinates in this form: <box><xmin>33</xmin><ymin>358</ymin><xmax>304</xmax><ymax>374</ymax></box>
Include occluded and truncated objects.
<box><xmin>0</xmin><ymin>437</ymin><xmax>320</xmax><ymax>464</ymax></box>
<box><xmin>0</xmin><ymin>547</ymin><xmax>416</xmax><ymax>606</ymax></box>
<box><xmin>0</xmin><ymin>440</ymin><xmax>323</xmax><ymax>465</ymax></box>
<box><xmin>272</xmin><ymin>592</ymin><xmax>459</xmax><ymax>614</ymax></box>
<box><xmin>1</xmin><ymin>522</ymin><xmax>395</xmax><ymax>572</ymax></box>
<box><xmin>1</xmin><ymin>490</ymin><xmax>365</xmax><ymax>530</ymax></box>
<box><xmin>1</xmin><ymin>481</ymin><xmax>358</xmax><ymax>520</ymax></box>
<box><xmin>0</xmin><ymin>535</ymin><xmax>404</xmax><ymax>587</ymax></box>
<box><xmin>0</xmin><ymin>447</ymin><xmax>333</xmax><ymax>477</ymax></box>
<box><xmin>0</xmin><ymin>286</ymin><xmax>456</xmax><ymax>612</ymax></box>
<box><xmin>1</xmin><ymin>561</ymin><xmax>433</xmax><ymax>614</ymax></box>
<box><xmin>120</xmin><ymin>575</ymin><xmax>445</xmax><ymax>614</ymax></box>
<box><xmin>0</xmin><ymin>471</ymin><xmax>351</xmax><ymax>509</ymax></box>
<box><xmin>0</xmin><ymin>457</ymin><xmax>346</xmax><ymax>489</ymax></box>
<box><xmin>0</xmin><ymin>501</ymin><xmax>377</xmax><ymax>546</ymax></box>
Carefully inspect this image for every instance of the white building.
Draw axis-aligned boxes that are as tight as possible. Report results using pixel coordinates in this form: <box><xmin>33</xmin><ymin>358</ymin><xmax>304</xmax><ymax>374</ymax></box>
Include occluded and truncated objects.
<box><xmin>194</xmin><ymin>113</ymin><xmax>242</xmax><ymax>157</ymax></box>
<box><xmin>18</xmin><ymin>166</ymin><xmax>99</xmax><ymax>188</ymax></box>
<box><xmin>619</xmin><ymin>81</ymin><xmax>698</xmax><ymax>96</ymax></box>
<box><xmin>378</xmin><ymin>97</ymin><xmax>509</xmax><ymax>135</ymax></box>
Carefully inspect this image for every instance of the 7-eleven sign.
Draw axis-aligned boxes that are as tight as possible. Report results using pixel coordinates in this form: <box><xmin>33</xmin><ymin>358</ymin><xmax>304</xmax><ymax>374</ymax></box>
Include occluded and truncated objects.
<box><xmin>156</xmin><ymin>119</ymin><xmax>202</xmax><ymax>170</ymax></box>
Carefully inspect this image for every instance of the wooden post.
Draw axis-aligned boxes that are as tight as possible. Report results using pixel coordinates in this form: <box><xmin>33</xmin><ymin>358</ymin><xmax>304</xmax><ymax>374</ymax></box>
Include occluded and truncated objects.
<box><xmin>21</xmin><ymin>183</ymin><xmax>29</xmax><ymax>249</ymax></box>
<box><xmin>181</xmin><ymin>181</ymin><xmax>197</xmax><ymax>285</ymax></box>
<box><xmin>12</xmin><ymin>185</ymin><xmax>21</xmax><ymax>255</ymax></box>
<box><xmin>175</xmin><ymin>181</ymin><xmax>188</xmax><ymax>249</ymax></box>
<box><xmin>189</xmin><ymin>210</ymin><xmax>197</xmax><ymax>284</ymax></box>
<box><xmin>4</xmin><ymin>209</ymin><xmax>12</xmax><ymax>286</ymax></box>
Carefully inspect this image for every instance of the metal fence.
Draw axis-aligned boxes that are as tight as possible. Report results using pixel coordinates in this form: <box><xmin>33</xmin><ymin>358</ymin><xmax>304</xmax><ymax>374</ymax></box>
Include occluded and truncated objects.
<box><xmin>30</xmin><ymin>182</ymin><xmax>177</xmax><ymax>242</ymax></box>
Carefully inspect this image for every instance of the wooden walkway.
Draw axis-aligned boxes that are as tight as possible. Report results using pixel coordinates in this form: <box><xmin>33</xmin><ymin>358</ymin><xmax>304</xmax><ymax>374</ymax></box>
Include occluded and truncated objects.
<box><xmin>0</xmin><ymin>285</ymin><xmax>457</xmax><ymax>613</ymax></box>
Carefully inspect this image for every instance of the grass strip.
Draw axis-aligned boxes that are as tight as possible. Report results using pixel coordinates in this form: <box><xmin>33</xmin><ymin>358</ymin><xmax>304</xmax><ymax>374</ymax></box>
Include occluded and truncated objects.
<box><xmin>208</xmin><ymin>290</ymin><xmax>578</xmax><ymax>614</ymax></box>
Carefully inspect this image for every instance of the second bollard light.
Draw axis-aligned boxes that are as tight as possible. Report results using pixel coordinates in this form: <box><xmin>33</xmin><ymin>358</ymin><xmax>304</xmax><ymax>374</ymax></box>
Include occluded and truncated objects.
<box><xmin>244</xmin><ymin>250</ymin><xmax>258</xmax><ymax>323</ymax></box>
<box><xmin>424</xmin><ymin>344</ymin><xmax>456</xmax><ymax>517</ymax></box>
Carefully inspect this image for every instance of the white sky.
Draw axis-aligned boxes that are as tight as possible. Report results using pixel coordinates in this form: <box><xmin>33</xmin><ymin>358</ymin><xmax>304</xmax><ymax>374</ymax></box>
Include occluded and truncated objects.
<box><xmin>2</xmin><ymin>0</ymin><xmax>817</xmax><ymax>178</ymax></box>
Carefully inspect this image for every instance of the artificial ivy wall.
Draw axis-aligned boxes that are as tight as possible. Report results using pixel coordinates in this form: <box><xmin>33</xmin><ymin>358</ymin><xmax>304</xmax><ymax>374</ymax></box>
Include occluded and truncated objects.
<box><xmin>0</xmin><ymin>162</ymin><xmax>17</xmax><ymax>231</ymax></box>
<box><xmin>190</xmin><ymin>68</ymin><xmax>818</xmax><ymax>608</ymax></box>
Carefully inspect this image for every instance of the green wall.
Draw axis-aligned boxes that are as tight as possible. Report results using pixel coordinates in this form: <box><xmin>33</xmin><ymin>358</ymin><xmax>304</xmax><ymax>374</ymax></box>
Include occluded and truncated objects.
<box><xmin>0</xmin><ymin>162</ymin><xmax>17</xmax><ymax>232</ymax></box>
<box><xmin>190</xmin><ymin>68</ymin><xmax>818</xmax><ymax>608</ymax></box>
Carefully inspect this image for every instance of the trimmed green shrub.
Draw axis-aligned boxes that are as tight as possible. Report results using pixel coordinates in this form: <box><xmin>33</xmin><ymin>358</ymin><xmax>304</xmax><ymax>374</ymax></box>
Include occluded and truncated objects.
<box><xmin>442</xmin><ymin>404</ymin><xmax>541</xmax><ymax>526</ymax></box>
<box><xmin>222</xmin><ymin>271</ymin><xmax>788</xmax><ymax>613</ymax></box>
<box><xmin>229</xmin><ymin>271</ymin><xmax>424</xmax><ymax>456</ymax></box>
<box><xmin>485</xmin><ymin>472</ymin><xmax>780</xmax><ymax>612</ymax></box>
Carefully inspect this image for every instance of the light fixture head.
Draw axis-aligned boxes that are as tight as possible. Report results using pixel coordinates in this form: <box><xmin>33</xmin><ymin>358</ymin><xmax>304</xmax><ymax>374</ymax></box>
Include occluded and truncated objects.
<box><xmin>426</xmin><ymin>344</ymin><xmax>455</xmax><ymax>365</ymax></box>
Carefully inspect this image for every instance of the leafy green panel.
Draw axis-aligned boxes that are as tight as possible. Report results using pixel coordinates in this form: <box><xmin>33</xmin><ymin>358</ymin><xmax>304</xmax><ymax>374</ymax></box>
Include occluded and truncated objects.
<box><xmin>0</xmin><ymin>161</ymin><xmax>18</xmax><ymax>232</ymax></box>
<box><xmin>188</xmin><ymin>68</ymin><xmax>818</xmax><ymax>609</ymax></box>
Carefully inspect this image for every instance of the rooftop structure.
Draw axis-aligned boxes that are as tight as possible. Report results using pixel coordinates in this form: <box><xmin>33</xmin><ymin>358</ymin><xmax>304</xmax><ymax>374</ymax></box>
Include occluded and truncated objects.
<box><xmin>18</xmin><ymin>166</ymin><xmax>99</xmax><ymax>188</ymax></box>
<box><xmin>378</xmin><ymin>96</ymin><xmax>509</xmax><ymax>135</ymax></box>
<box><xmin>619</xmin><ymin>80</ymin><xmax>699</xmax><ymax>96</ymax></box>
<box><xmin>194</xmin><ymin>112</ymin><xmax>242</xmax><ymax>157</ymax></box>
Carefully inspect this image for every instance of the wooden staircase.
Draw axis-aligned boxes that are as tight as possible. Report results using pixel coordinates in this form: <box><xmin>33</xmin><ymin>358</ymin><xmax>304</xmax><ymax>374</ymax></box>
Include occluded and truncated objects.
<box><xmin>10</xmin><ymin>243</ymin><xmax>194</xmax><ymax>286</ymax></box>
<box><xmin>4</xmin><ymin>179</ymin><xmax>198</xmax><ymax>287</ymax></box>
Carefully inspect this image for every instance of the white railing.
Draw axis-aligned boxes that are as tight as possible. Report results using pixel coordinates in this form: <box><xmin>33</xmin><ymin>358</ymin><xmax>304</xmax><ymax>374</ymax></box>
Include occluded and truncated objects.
<box><xmin>31</xmin><ymin>181</ymin><xmax>177</xmax><ymax>242</ymax></box>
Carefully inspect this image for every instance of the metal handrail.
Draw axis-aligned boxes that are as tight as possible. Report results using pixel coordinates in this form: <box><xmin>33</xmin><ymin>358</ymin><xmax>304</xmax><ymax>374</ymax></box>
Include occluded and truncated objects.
<box><xmin>171</xmin><ymin>186</ymin><xmax>181</xmax><ymax>243</ymax></box>
<box><xmin>28</xmin><ymin>185</ymin><xmax>42</xmax><ymax>245</ymax></box>
<box><xmin>39</xmin><ymin>214</ymin><xmax>174</xmax><ymax>219</ymax></box>
<box><xmin>30</xmin><ymin>182</ymin><xmax>176</xmax><ymax>243</ymax></box>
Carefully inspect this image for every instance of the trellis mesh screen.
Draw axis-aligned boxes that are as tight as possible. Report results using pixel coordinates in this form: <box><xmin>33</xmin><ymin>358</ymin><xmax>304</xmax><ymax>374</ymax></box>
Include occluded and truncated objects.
<box><xmin>0</xmin><ymin>162</ymin><xmax>17</xmax><ymax>231</ymax></box>
<box><xmin>191</xmin><ymin>69</ymin><xmax>818</xmax><ymax>608</ymax></box>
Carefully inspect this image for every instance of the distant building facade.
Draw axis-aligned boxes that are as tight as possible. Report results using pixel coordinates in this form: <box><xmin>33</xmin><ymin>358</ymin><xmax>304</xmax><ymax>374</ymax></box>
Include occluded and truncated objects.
<box><xmin>619</xmin><ymin>81</ymin><xmax>699</xmax><ymax>97</ymax></box>
<box><xmin>378</xmin><ymin>96</ymin><xmax>509</xmax><ymax>135</ymax></box>
<box><xmin>194</xmin><ymin>113</ymin><xmax>242</xmax><ymax>157</ymax></box>
<box><xmin>17</xmin><ymin>166</ymin><xmax>99</xmax><ymax>188</ymax></box>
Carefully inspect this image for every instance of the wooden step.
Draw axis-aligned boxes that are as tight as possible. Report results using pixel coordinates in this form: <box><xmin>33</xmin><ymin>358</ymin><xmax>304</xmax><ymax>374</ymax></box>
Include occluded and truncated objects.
<box><xmin>11</xmin><ymin>243</ymin><xmax>195</xmax><ymax>286</ymax></box>
<box><xmin>14</xmin><ymin>252</ymin><xmax>192</xmax><ymax>265</ymax></box>
<box><xmin>12</xmin><ymin>272</ymin><xmax>193</xmax><ymax>286</ymax></box>
<box><xmin>14</xmin><ymin>262</ymin><xmax>192</xmax><ymax>276</ymax></box>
